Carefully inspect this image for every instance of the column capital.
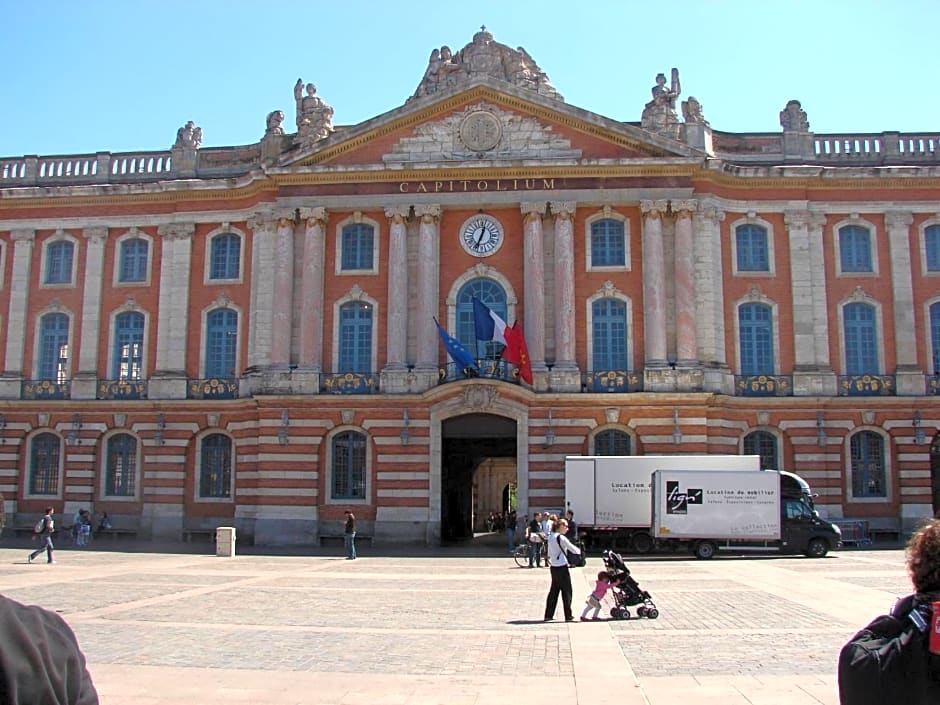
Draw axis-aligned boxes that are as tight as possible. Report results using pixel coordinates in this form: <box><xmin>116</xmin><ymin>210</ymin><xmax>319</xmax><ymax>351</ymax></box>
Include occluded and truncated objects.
<box><xmin>783</xmin><ymin>210</ymin><xmax>826</xmax><ymax>229</ymax></box>
<box><xmin>549</xmin><ymin>201</ymin><xmax>576</xmax><ymax>220</ymax></box>
<box><xmin>520</xmin><ymin>201</ymin><xmax>547</xmax><ymax>216</ymax></box>
<box><xmin>694</xmin><ymin>206</ymin><xmax>725</xmax><ymax>225</ymax></box>
<box><xmin>414</xmin><ymin>204</ymin><xmax>441</xmax><ymax>223</ymax></box>
<box><xmin>10</xmin><ymin>228</ymin><xmax>35</xmax><ymax>243</ymax></box>
<box><xmin>274</xmin><ymin>208</ymin><xmax>297</xmax><ymax>228</ymax></box>
<box><xmin>299</xmin><ymin>206</ymin><xmax>328</xmax><ymax>226</ymax></box>
<box><xmin>157</xmin><ymin>222</ymin><xmax>195</xmax><ymax>240</ymax></box>
<box><xmin>81</xmin><ymin>226</ymin><xmax>109</xmax><ymax>244</ymax></box>
<box><xmin>885</xmin><ymin>211</ymin><xmax>914</xmax><ymax>229</ymax></box>
<box><xmin>672</xmin><ymin>199</ymin><xmax>697</xmax><ymax>219</ymax></box>
<box><xmin>640</xmin><ymin>199</ymin><xmax>669</xmax><ymax>219</ymax></box>
<box><xmin>384</xmin><ymin>205</ymin><xmax>410</xmax><ymax>224</ymax></box>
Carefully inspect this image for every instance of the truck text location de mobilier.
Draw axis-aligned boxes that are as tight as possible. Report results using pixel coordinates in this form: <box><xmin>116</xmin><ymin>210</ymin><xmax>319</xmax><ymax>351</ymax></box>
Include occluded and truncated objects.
<box><xmin>564</xmin><ymin>455</ymin><xmax>842</xmax><ymax>558</ymax></box>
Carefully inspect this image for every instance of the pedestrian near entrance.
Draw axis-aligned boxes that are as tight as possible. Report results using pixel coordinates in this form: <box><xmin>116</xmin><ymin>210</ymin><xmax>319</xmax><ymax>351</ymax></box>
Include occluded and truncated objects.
<box><xmin>526</xmin><ymin>512</ymin><xmax>543</xmax><ymax>567</ymax></box>
<box><xmin>544</xmin><ymin>518</ymin><xmax>581</xmax><ymax>622</ymax></box>
<box><xmin>343</xmin><ymin>510</ymin><xmax>357</xmax><ymax>560</ymax></box>
<box><xmin>28</xmin><ymin>507</ymin><xmax>56</xmax><ymax>564</ymax></box>
<box><xmin>505</xmin><ymin>510</ymin><xmax>517</xmax><ymax>553</ymax></box>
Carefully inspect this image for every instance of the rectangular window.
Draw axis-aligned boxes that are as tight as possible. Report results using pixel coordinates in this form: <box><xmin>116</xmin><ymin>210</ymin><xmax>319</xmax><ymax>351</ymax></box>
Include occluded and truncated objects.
<box><xmin>926</xmin><ymin>225</ymin><xmax>940</xmax><ymax>272</ymax></box>
<box><xmin>341</xmin><ymin>224</ymin><xmax>374</xmax><ymax>271</ymax></box>
<box><xmin>332</xmin><ymin>432</ymin><xmax>366</xmax><ymax>500</ymax></box>
<box><xmin>45</xmin><ymin>242</ymin><xmax>74</xmax><ymax>284</ymax></box>
<box><xmin>119</xmin><ymin>239</ymin><xmax>148</xmax><ymax>282</ymax></box>
<box><xmin>736</xmin><ymin>225</ymin><xmax>769</xmax><ymax>271</ymax></box>
<box><xmin>839</xmin><ymin>226</ymin><xmax>873</xmax><ymax>273</ymax></box>
<box><xmin>591</xmin><ymin>220</ymin><xmax>625</xmax><ymax>267</ymax></box>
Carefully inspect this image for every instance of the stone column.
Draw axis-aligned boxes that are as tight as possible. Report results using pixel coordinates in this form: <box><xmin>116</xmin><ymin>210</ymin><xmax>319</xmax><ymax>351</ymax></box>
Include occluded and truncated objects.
<box><xmin>640</xmin><ymin>200</ymin><xmax>669</xmax><ymax>367</ymax></box>
<box><xmin>886</xmin><ymin>211</ymin><xmax>923</xmax><ymax>394</ymax></box>
<box><xmin>72</xmin><ymin>226</ymin><xmax>109</xmax><ymax>400</ymax></box>
<box><xmin>521</xmin><ymin>202</ymin><xmax>547</xmax><ymax>375</ymax></box>
<box><xmin>0</xmin><ymin>229</ymin><xmax>34</xmax><ymax>398</ymax></box>
<box><xmin>247</xmin><ymin>212</ymin><xmax>278</xmax><ymax>372</ymax></box>
<box><xmin>693</xmin><ymin>204</ymin><xmax>728</xmax><ymax>381</ymax></box>
<box><xmin>384</xmin><ymin>206</ymin><xmax>410</xmax><ymax>370</ymax></box>
<box><xmin>414</xmin><ymin>205</ymin><xmax>441</xmax><ymax>378</ymax></box>
<box><xmin>549</xmin><ymin>201</ymin><xmax>580</xmax><ymax>391</ymax></box>
<box><xmin>673</xmin><ymin>200</ymin><xmax>698</xmax><ymax>366</ymax></box>
<box><xmin>298</xmin><ymin>207</ymin><xmax>327</xmax><ymax>371</ymax></box>
<box><xmin>786</xmin><ymin>210</ymin><xmax>835</xmax><ymax>395</ymax></box>
<box><xmin>150</xmin><ymin>222</ymin><xmax>194</xmax><ymax>399</ymax></box>
<box><xmin>270</xmin><ymin>213</ymin><xmax>296</xmax><ymax>368</ymax></box>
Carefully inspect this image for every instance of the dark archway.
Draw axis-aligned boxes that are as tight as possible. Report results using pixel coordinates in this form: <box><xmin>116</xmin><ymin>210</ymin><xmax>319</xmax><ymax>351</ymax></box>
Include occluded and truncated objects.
<box><xmin>441</xmin><ymin>413</ymin><xmax>516</xmax><ymax>542</ymax></box>
<box><xmin>930</xmin><ymin>433</ymin><xmax>940</xmax><ymax>517</ymax></box>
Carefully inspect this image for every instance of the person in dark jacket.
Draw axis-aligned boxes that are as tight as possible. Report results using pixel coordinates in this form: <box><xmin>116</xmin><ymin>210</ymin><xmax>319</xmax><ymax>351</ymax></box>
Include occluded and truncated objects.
<box><xmin>0</xmin><ymin>593</ymin><xmax>98</xmax><ymax>704</ymax></box>
<box><xmin>343</xmin><ymin>510</ymin><xmax>356</xmax><ymax>560</ymax></box>
<box><xmin>28</xmin><ymin>507</ymin><xmax>56</xmax><ymax>564</ymax></box>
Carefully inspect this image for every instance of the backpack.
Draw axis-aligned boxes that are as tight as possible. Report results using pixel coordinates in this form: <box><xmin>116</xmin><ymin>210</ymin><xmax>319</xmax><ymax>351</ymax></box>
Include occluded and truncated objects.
<box><xmin>33</xmin><ymin>516</ymin><xmax>45</xmax><ymax>534</ymax></box>
<box><xmin>556</xmin><ymin>534</ymin><xmax>585</xmax><ymax>568</ymax></box>
<box><xmin>838</xmin><ymin>594</ymin><xmax>940</xmax><ymax>705</ymax></box>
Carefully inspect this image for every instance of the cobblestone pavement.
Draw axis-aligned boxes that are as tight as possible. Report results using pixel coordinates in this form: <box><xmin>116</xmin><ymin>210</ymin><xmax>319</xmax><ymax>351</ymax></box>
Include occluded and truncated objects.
<box><xmin>0</xmin><ymin>539</ymin><xmax>910</xmax><ymax>705</ymax></box>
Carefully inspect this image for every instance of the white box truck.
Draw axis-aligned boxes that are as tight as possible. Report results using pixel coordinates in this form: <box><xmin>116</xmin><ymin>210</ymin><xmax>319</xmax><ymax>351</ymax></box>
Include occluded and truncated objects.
<box><xmin>651</xmin><ymin>468</ymin><xmax>841</xmax><ymax>558</ymax></box>
<box><xmin>564</xmin><ymin>455</ymin><xmax>761</xmax><ymax>553</ymax></box>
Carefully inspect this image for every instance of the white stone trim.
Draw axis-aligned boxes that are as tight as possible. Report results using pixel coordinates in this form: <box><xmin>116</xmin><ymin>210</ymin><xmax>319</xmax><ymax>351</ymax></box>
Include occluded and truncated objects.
<box><xmin>732</xmin><ymin>290</ymin><xmax>782</xmax><ymax>375</ymax></box>
<box><xmin>444</xmin><ymin>264</ymin><xmax>519</xmax><ymax>330</ymax></box>
<box><xmin>104</xmin><ymin>303</ymin><xmax>151</xmax><ymax>381</ymax></box>
<box><xmin>198</xmin><ymin>297</ymin><xmax>244</xmax><ymax>379</ymax></box>
<box><xmin>728</xmin><ymin>214</ymin><xmax>776</xmax><ymax>276</ymax></box>
<box><xmin>32</xmin><ymin>305</ymin><xmax>75</xmax><ymax>380</ymax></box>
<box><xmin>111</xmin><ymin>227</ymin><xmax>154</xmax><ymax>288</ymax></box>
<box><xmin>836</xmin><ymin>290</ymin><xmax>886</xmax><ymax>375</ymax></box>
<box><xmin>334</xmin><ymin>213</ymin><xmax>380</xmax><ymax>276</ymax></box>
<box><xmin>585</xmin><ymin>282</ymin><xmax>634</xmax><ymax>372</ymax></box>
<box><xmin>330</xmin><ymin>286</ymin><xmax>379</xmax><ymax>373</ymax></box>
<box><xmin>584</xmin><ymin>208</ymin><xmax>631</xmax><ymax>272</ymax></box>
<box><xmin>39</xmin><ymin>229</ymin><xmax>79</xmax><ymax>289</ymax></box>
<box><xmin>203</xmin><ymin>224</ymin><xmax>246</xmax><ymax>285</ymax></box>
<box><xmin>98</xmin><ymin>429</ymin><xmax>142</xmax><ymax>501</ymax></box>
<box><xmin>832</xmin><ymin>217</ymin><xmax>879</xmax><ymax>277</ymax></box>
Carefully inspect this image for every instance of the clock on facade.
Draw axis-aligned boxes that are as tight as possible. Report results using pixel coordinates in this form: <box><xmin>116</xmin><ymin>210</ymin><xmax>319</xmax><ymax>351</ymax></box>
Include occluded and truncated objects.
<box><xmin>460</xmin><ymin>215</ymin><xmax>504</xmax><ymax>256</ymax></box>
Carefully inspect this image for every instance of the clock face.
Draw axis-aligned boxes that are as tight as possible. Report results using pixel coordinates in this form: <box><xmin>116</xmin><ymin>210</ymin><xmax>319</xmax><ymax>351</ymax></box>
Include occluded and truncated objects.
<box><xmin>461</xmin><ymin>215</ymin><xmax>503</xmax><ymax>256</ymax></box>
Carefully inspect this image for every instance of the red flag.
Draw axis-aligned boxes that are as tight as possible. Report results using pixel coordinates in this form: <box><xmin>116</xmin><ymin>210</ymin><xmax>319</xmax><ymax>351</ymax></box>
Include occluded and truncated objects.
<box><xmin>502</xmin><ymin>322</ymin><xmax>533</xmax><ymax>384</ymax></box>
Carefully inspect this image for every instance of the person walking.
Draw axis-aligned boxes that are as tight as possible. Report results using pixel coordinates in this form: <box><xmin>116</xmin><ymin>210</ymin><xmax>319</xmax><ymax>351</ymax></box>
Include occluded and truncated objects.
<box><xmin>580</xmin><ymin>570</ymin><xmax>615</xmax><ymax>621</ymax></box>
<box><xmin>526</xmin><ymin>512</ymin><xmax>543</xmax><ymax>568</ymax></box>
<box><xmin>544</xmin><ymin>518</ymin><xmax>581</xmax><ymax>622</ymax></box>
<box><xmin>343</xmin><ymin>510</ymin><xmax>357</xmax><ymax>560</ymax></box>
<box><xmin>28</xmin><ymin>507</ymin><xmax>56</xmax><ymax>564</ymax></box>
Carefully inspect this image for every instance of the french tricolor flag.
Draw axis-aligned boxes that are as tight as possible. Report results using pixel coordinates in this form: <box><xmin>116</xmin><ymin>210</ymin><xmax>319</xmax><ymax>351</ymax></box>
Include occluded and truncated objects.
<box><xmin>472</xmin><ymin>297</ymin><xmax>533</xmax><ymax>384</ymax></box>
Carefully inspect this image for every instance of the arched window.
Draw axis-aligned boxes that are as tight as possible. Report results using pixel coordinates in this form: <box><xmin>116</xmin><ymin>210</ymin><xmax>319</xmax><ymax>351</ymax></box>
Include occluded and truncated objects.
<box><xmin>926</xmin><ymin>225</ymin><xmax>940</xmax><ymax>272</ymax></box>
<box><xmin>29</xmin><ymin>432</ymin><xmax>61</xmax><ymax>495</ymax></box>
<box><xmin>735</xmin><ymin>224</ymin><xmax>769</xmax><ymax>272</ymax></box>
<box><xmin>340</xmin><ymin>223</ymin><xmax>375</xmax><ymax>271</ymax></box>
<box><xmin>744</xmin><ymin>430</ymin><xmax>778</xmax><ymax>470</ymax></box>
<box><xmin>113</xmin><ymin>312</ymin><xmax>144</xmax><ymax>380</ymax></box>
<box><xmin>739</xmin><ymin>303</ymin><xmax>774</xmax><ymax>375</ymax></box>
<box><xmin>931</xmin><ymin>302</ymin><xmax>940</xmax><ymax>374</ymax></box>
<box><xmin>206</xmin><ymin>309</ymin><xmax>237</xmax><ymax>378</ymax></box>
<box><xmin>592</xmin><ymin>298</ymin><xmax>627</xmax><ymax>371</ymax></box>
<box><xmin>105</xmin><ymin>433</ymin><xmax>138</xmax><ymax>497</ymax></box>
<box><xmin>200</xmin><ymin>434</ymin><xmax>232</xmax><ymax>498</ymax></box>
<box><xmin>456</xmin><ymin>279</ymin><xmax>507</xmax><ymax>359</ymax></box>
<box><xmin>210</xmin><ymin>233</ymin><xmax>241</xmax><ymax>280</ymax></box>
<box><xmin>594</xmin><ymin>429</ymin><xmax>631</xmax><ymax>455</ymax></box>
<box><xmin>45</xmin><ymin>241</ymin><xmax>74</xmax><ymax>284</ymax></box>
<box><xmin>338</xmin><ymin>302</ymin><xmax>373</xmax><ymax>373</ymax></box>
<box><xmin>850</xmin><ymin>430</ymin><xmax>886</xmax><ymax>498</ymax></box>
<box><xmin>839</xmin><ymin>225</ymin><xmax>873</xmax><ymax>273</ymax></box>
<box><xmin>119</xmin><ymin>238</ymin><xmax>149</xmax><ymax>282</ymax></box>
<box><xmin>843</xmin><ymin>302</ymin><xmax>878</xmax><ymax>375</ymax></box>
<box><xmin>332</xmin><ymin>430</ymin><xmax>366</xmax><ymax>500</ymax></box>
<box><xmin>590</xmin><ymin>219</ymin><xmax>625</xmax><ymax>267</ymax></box>
<box><xmin>38</xmin><ymin>313</ymin><xmax>69</xmax><ymax>382</ymax></box>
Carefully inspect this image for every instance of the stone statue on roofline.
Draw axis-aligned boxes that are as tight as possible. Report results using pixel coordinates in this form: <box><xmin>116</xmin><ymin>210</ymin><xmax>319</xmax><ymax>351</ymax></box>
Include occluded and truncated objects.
<box><xmin>294</xmin><ymin>79</ymin><xmax>334</xmax><ymax>144</ymax></box>
<box><xmin>265</xmin><ymin>110</ymin><xmax>285</xmax><ymax>136</ymax></box>
<box><xmin>681</xmin><ymin>96</ymin><xmax>709</xmax><ymax>126</ymax></box>
<box><xmin>641</xmin><ymin>68</ymin><xmax>682</xmax><ymax>139</ymax></box>
<box><xmin>173</xmin><ymin>121</ymin><xmax>202</xmax><ymax>149</ymax></box>
<box><xmin>779</xmin><ymin>99</ymin><xmax>810</xmax><ymax>132</ymax></box>
<box><xmin>409</xmin><ymin>27</ymin><xmax>563</xmax><ymax>102</ymax></box>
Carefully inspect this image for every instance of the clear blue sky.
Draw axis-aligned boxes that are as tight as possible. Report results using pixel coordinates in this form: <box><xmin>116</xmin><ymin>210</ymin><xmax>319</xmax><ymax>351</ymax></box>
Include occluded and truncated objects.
<box><xmin>2</xmin><ymin>0</ymin><xmax>937</xmax><ymax>157</ymax></box>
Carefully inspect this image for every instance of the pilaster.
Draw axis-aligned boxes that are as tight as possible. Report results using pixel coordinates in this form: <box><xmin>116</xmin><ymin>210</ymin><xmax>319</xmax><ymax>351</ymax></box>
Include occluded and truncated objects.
<box><xmin>151</xmin><ymin>222</ymin><xmax>194</xmax><ymax>399</ymax></box>
<box><xmin>693</xmin><ymin>203</ymin><xmax>732</xmax><ymax>392</ymax></box>
<box><xmin>547</xmin><ymin>201</ymin><xmax>580</xmax><ymax>391</ymax></box>
<box><xmin>381</xmin><ymin>205</ymin><xmax>413</xmax><ymax>393</ymax></box>
<box><xmin>640</xmin><ymin>200</ymin><xmax>669</xmax><ymax>368</ymax></box>
<box><xmin>886</xmin><ymin>211</ymin><xmax>924</xmax><ymax>394</ymax></box>
<box><xmin>72</xmin><ymin>226</ymin><xmax>109</xmax><ymax>400</ymax></box>
<box><xmin>414</xmin><ymin>204</ymin><xmax>441</xmax><ymax>381</ymax></box>
<box><xmin>0</xmin><ymin>229</ymin><xmax>35</xmax><ymax>398</ymax></box>
<box><xmin>672</xmin><ymin>199</ymin><xmax>698</xmax><ymax>367</ymax></box>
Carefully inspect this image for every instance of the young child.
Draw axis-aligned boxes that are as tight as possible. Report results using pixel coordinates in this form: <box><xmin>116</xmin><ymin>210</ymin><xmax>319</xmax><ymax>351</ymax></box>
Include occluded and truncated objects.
<box><xmin>580</xmin><ymin>570</ymin><xmax>616</xmax><ymax>621</ymax></box>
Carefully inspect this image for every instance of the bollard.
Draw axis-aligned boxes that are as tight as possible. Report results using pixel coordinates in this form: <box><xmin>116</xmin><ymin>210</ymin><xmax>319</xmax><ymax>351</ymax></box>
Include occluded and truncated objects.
<box><xmin>215</xmin><ymin>526</ymin><xmax>236</xmax><ymax>557</ymax></box>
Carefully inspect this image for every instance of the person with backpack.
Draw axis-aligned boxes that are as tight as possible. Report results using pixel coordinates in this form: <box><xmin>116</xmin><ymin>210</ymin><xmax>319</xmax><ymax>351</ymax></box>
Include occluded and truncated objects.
<box><xmin>28</xmin><ymin>507</ymin><xmax>56</xmax><ymax>564</ymax></box>
<box><xmin>838</xmin><ymin>517</ymin><xmax>940</xmax><ymax>704</ymax></box>
<box><xmin>543</xmin><ymin>518</ymin><xmax>581</xmax><ymax>622</ymax></box>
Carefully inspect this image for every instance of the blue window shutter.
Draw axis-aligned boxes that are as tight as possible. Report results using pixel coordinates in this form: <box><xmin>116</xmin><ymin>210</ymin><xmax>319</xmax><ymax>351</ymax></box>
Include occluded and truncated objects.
<box><xmin>738</xmin><ymin>303</ymin><xmax>774</xmax><ymax>375</ymax></box>
<box><xmin>119</xmin><ymin>239</ymin><xmax>149</xmax><ymax>282</ymax></box>
<box><xmin>592</xmin><ymin>298</ymin><xmax>627</xmax><ymax>370</ymax></box>
<box><xmin>839</xmin><ymin>225</ymin><xmax>872</xmax><ymax>272</ymax></box>
<box><xmin>843</xmin><ymin>303</ymin><xmax>878</xmax><ymax>374</ymax></box>
<box><xmin>926</xmin><ymin>225</ymin><xmax>940</xmax><ymax>272</ymax></box>
<box><xmin>210</xmin><ymin>234</ymin><xmax>241</xmax><ymax>279</ymax></box>
<box><xmin>341</xmin><ymin>224</ymin><xmax>375</xmax><ymax>270</ymax></box>
<box><xmin>338</xmin><ymin>302</ymin><xmax>373</xmax><ymax>373</ymax></box>
<box><xmin>206</xmin><ymin>309</ymin><xmax>237</xmax><ymax>378</ymax></box>
<box><xmin>39</xmin><ymin>313</ymin><xmax>69</xmax><ymax>381</ymax></box>
<box><xmin>736</xmin><ymin>224</ymin><xmax>769</xmax><ymax>271</ymax></box>
<box><xmin>46</xmin><ymin>241</ymin><xmax>74</xmax><ymax>284</ymax></box>
<box><xmin>590</xmin><ymin>219</ymin><xmax>625</xmax><ymax>267</ymax></box>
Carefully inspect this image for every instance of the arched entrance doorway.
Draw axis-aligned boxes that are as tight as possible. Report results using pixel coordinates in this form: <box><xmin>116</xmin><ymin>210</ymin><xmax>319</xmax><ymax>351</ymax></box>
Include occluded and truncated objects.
<box><xmin>441</xmin><ymin>413</ymin><xmax>517</xmax><ymax>541</ymax></box>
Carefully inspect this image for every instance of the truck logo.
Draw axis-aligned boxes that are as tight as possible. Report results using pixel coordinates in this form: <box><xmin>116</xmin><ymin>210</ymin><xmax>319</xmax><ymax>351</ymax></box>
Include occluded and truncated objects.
<box><xmin>666</xmin><ymin>481</ymin><xmax>703</xmax><ymax>514</ymax></box>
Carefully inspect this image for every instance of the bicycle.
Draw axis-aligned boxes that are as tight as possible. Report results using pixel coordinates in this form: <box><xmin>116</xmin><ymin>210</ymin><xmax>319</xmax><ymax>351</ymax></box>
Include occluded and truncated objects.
<box><xmin>512</xmin><ymin>542</ymin><xmax>532</xmax><ymax>568</ymax></box>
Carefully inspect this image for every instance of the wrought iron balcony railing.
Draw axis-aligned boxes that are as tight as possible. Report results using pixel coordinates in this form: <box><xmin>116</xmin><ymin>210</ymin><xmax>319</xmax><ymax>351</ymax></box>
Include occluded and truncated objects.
<box><xmin>734</xmin><ymin>374</ymin><xmax>794</xmax><ymax>397</ymax></box>
<box><xmin>187</xmin><ymin>378</ymin><xmax>239</xmax><ymax>400</ymax></box>
<box><xmin>438</xmin><ymin>359</ymin><xmax>521</xmax><ymax>384</ymax></box>
<box><xmin>21</xmin><ymin>379</ymin><xmax>71</xmax><ymax>400</ymax></box>
<box><xmin>321</xmin><ymin>372</ymin><xmax>378</xmax><ymax>394</ymax></box>
<box><xmin>582</xmin><ymin>370</ymin><xmax>644</xmax><ymax>393</ymax></box>
<box><xmin>838</xmin><ymin>374</ymin><xmax>896</xmax><ymax>396</ymax></box>
<box><xmin>97</xmin><ymin>379</ymin><xmax>148</xmax><ymax>400</ymax></box>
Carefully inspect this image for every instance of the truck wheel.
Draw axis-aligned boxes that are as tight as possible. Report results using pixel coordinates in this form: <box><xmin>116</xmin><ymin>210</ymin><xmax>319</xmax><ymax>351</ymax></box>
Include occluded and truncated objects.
<box><xmin>805</xmin><ymin>538</ymin><xmax>829</xmax><ymax>558</ymax></box>
<box><xmin>631</xmin><ymin>532</ymin><xmax>653</xmax><ymax>554</ymax></box>
<box><xmin>694</xmin><ymin>541</ymin><xmax>717</xmax><ymax>559</ymax></box>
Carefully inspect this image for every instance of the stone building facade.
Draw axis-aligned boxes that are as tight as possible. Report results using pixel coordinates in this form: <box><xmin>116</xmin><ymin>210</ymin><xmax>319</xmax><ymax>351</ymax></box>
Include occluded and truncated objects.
<box><xmin>0</xmin><ymin>28</ymin><xmax>938</xmax><ymax>546</ymax></box>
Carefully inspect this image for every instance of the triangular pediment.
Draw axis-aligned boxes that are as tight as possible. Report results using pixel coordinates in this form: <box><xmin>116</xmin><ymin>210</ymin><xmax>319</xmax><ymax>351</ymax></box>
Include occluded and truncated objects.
<box><xmin>276</xmin><ymin>79</ymin><xmax>696</xmax><ymax>172</ymax></box>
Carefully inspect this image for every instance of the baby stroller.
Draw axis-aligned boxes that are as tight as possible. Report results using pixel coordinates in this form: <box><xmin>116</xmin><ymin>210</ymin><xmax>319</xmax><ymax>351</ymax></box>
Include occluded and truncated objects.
<box><xmin>602</xmin><ymin>549</ymin><xmax>659</xmax><ymax>620</ymax></box>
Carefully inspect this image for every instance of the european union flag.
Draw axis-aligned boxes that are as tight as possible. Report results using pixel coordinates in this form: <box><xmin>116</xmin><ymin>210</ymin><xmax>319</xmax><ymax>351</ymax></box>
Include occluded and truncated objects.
<box><xmin>434</xmin><ymin>319</ymin><xmax>478</xmax><ymax>374</ymax></box>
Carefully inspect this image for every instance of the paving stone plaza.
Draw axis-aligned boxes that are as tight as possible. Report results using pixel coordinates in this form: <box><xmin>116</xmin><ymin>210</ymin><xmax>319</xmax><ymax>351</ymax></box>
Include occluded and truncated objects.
<box><xmin>0</xmin><ymin>539</ymin><xmax>910</xmax><ymax>704</ymax></box>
